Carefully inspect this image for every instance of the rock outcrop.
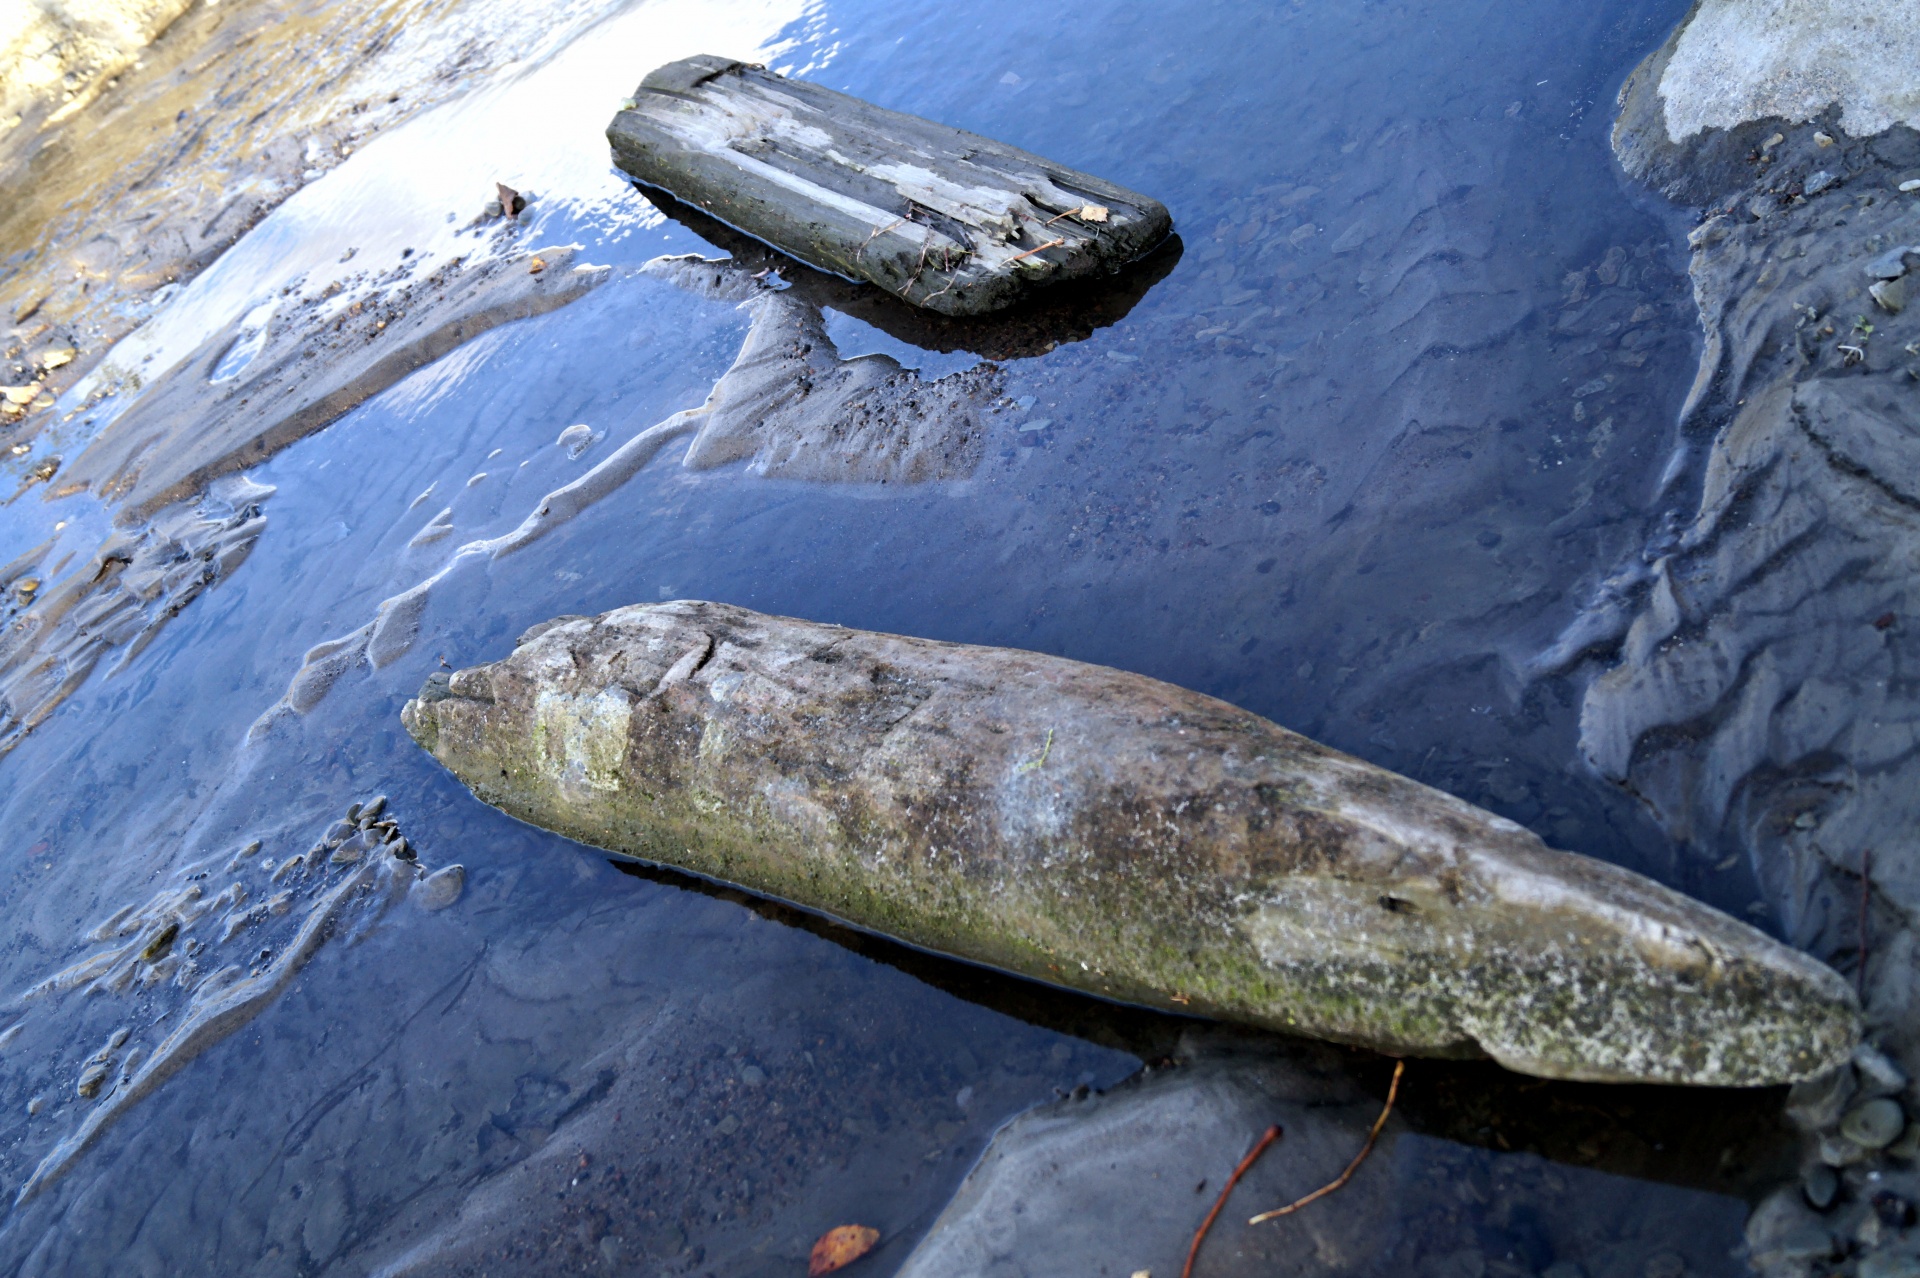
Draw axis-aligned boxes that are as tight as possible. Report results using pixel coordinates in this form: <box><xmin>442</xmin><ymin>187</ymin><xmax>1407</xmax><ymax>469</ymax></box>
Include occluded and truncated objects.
<box><xmin>1532</xmin><ymin>0</ymin><xmax>1920</xmax><ymax>1266</ymax></box>
<box><xmin>404</xmin><ymin>600</ymin><xmax>1858</xmax><ymax>1086</ymax></box>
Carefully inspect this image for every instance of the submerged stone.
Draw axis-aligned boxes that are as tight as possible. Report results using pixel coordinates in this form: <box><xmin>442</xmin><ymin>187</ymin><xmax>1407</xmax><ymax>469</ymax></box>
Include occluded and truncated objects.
<box><xmin>402</xmin><ymin>601</ymin><xmax>1859</xmax><ymax>1086</ymax></box>
<box><xmin>606</xmin><ymin>57</ymin><xmax>1170</xmax><ymax>316</ymax></box>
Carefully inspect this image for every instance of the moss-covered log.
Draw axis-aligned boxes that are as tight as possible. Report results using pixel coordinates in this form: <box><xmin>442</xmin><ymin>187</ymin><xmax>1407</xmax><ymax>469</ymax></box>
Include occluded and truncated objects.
<box><xmin>403</xmin><ymin>601</ymin><xmax>1857</xmax><ymax>1085</ymax></box>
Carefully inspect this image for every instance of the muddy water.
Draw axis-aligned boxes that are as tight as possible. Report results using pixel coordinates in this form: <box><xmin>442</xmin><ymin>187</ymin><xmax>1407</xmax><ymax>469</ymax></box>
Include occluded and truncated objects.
<box><xmin>0</xmin><ymin>0</ymin><xmax>1804</xmax><ymax>1273</ymax></box>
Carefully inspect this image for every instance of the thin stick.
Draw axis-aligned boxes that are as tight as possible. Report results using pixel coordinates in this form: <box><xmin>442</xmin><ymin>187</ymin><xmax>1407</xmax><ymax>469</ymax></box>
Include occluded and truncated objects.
<box><xmin>1249</xmin><ymin>1060</ymin><xmax>1403</xmax><ymax>1226</ymax></box>
<box><xmin>1183</xmin><ymin>1125</ymin><xmax>1281</xmax><ymax>1278</ymax></box>
<box><xmin>1005</xmin><ymin>237</ymin><xmax>1066</xmax><ymax>264</ymax></box>
<box><xmin>1860</xmin><ymin>847</ymin><xmax>1873</xmax><ymax>1000</ymax></box>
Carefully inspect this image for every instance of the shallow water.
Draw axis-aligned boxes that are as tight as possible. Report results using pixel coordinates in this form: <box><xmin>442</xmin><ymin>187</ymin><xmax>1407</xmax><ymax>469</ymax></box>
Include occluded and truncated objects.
<box><xmin>0</xmin><ymin>0</ymin><xmax>1806</xmax><ymax>1272</ymax></box>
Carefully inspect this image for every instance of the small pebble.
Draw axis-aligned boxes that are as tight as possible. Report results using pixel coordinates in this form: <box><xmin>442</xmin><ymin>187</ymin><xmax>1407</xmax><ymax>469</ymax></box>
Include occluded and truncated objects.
<box><xmin>413</xmin><ymin>864</ymin><xmax>464</xmax><ymax>911</ymax></box>
<box><xmin>238</xmin><ymin>840</ymin><xmax>263</xmax><ymax>858</ymax></box>
<box><xmin>1804</xmin><ymin>1163</ymin><xmax>1840</xmax><ymax>1210</ymax></box>
<box><xmin>345</xmin><ymin>803</ymin><xmax>362</xmax><ymax>821</ymax></box>
<box><xmin>361</xmin><ymin>795</ymin><xmax>387</xmax><ymax>821</ymax></box>
<box><xmin>556</xmin><ymin>423</ymin><xmax>596</xmax><ymax>459</ymax></box>
<box><xmin>26</xmin><ymin>1095</ymin><xmax>44</xmax><ymax>1116</ymax></box>
<box><xmin>1888</xmin><ymin>1123</ymin><xmax>1920</xmax><ymax>1161</ymax></box>
<box><xmin>1805</xmin><ymin>170</ymin><xmax>1838</xmax><ymax>196</ymax></box>
<box><xmin>1902</xmin><ymin>179</ymin><xmax>1920</xmax><ymax>193</ymax></box>
<box><xmin>1843</xmin><ymin>1097</ymin><xmax>1907</xmax><ymax>1150</ymax></box>
<box><xmin>76</xmin><ymin>1061</ymin><xmax>109</xmax><ymax>1099</ymax></box>
<box><xmin>1814</xmin><ymin>132</ymin><xmax>1835</xmax><ymax>148</ymax></box>
<box><xmin>1855</xmin><ymin>1043</ymin><xmax>1908</xmax><ymax>1094</ymax></box>
<box><xmin>739</xmin><ymin>1064</ymin><xmax>766</xmax><ymax>1086</ymax></box>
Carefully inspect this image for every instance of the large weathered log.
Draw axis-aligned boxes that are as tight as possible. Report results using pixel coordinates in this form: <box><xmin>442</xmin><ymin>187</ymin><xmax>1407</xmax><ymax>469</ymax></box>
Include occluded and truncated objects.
<box><xmin>606</xmin><ymin>56</ymin><xmax>1171</xmax><ymax>316</ymax></box>
<box><xmin>401</xmin><ymin>601</ymin><xmax>1858</xmax><ymax>1086</ymax></box>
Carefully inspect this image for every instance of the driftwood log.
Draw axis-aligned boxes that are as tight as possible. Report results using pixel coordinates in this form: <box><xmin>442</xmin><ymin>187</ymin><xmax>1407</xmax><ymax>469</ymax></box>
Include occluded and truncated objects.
<box><xmin>402</xmin><ymin>601</ymin><xmax>1859</xmax><ymax>1086</ymax></box>
<box><xmin>606</xmin><ymin>56</ymin><xmax>1171</xmax><ymax>316</ymax></box>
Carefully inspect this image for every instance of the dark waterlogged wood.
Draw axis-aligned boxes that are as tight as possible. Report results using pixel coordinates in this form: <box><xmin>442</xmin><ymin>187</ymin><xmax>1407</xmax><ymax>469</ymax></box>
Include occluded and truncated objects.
<box><xmin>606</xmin><ymin>56</ymin><xmax>1172</xmax><ymax>315</ymax></box>
<box><xmin>403</xmin><ymin>601</ymin><xmax>1860</xmax><ymax>1087</ymax></box>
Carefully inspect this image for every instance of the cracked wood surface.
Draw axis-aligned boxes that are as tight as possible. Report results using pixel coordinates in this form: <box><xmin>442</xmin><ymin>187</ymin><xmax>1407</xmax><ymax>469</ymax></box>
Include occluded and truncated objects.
<box><xmin>606</xmin><ymin>56</ymin><xmax>1171</xmax><ymax>315</ymax></box>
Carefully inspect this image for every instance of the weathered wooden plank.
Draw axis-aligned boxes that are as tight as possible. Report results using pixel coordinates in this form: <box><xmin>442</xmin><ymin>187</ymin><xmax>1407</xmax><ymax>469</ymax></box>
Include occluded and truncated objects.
<box><xmin>606</xmin><ymin>56</ymin><xmax>1172</xmax><ymax>316</ymax></box>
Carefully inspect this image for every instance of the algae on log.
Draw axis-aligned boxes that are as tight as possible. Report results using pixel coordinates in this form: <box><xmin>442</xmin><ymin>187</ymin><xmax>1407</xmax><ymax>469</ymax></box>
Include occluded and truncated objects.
<box><xmin>402</xmin><ymin>601</ymin><xmax>1858</xmax><ymax>1086</ymax></box>
<box><xmin>606</xmin><ymin>56</ymin><xmax>1171</xmax><ymax>316</ymax></box>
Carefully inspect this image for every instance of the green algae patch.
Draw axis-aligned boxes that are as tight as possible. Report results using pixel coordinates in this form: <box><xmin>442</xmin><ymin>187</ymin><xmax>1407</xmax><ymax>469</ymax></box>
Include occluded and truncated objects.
<box><xmin>401</xmin><ymin>600</ymin><xmax>1860</xmax><ymax>1086</ymax></box>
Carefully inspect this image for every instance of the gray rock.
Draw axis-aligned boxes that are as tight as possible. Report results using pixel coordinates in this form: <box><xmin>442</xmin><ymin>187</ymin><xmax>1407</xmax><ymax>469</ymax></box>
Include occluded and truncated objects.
<box><xmin>1789</xmin><ymin>1068</ymin><xmax>1859</xmax><ymax>1129</ymax></box>
<box><xmin>1804</xmin><ymin>1163</ymin><xmax>1840</xmax><ymax>1210</ymax></box>
<box><xmin>1861</xmin><ymin>1251</ymin><xmax>1920</xmax><ymax>1278</ymax></box>
<box><xmin>1865</xmin><ymin>247</ymin><xmax>1919</xmax><ymax>281</ymax></box>
<box><xmin>1843</xmin><ymin>1098</ymin><xmax>1908</xmax><ymax>1149</ymax></box>
<box><xmin>1647</xmin><ymin>0</ymin><xmax>1920</xmax><ymax>140</ymax></box>
<box><xmin>413</xmin><ymin>865</ymin><xmax>464</xmax><ymax>912</ymax></box>
<box><xmin>1805</xmin><ymin>170</ymin><xmax>1838</xmax><ymax>196</ymax></box>
<box><xmin>1871</xmin><ymin>276</ymin><xmax>1907</xmax><ymax>313</ymax></box>
<box><xmin>895</xmin><ymin>1045</ymin><xmax>1402</xmax><ymax>1278</ymax></box>
<box><xmin>1855</xmin><ymin>1043</ymin><xmax>1909</xmax><ymax>1095</ymax></box>
<box><xmin>403</xmin><ymin>600</ymin><xmax>1860</xmax><ymax>1085</ymax></box>
<box><xmin>606</xmin><ymin>57</ymin><xmax>1170</xmax><ymax>316</ymax></box>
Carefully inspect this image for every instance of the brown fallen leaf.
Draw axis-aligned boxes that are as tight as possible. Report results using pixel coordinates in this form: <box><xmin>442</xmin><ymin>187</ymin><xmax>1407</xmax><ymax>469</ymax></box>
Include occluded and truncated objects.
<box><xmin>1078</xmin><ymin>203</ymin><xmax>1109</xmax><ymax>223</ymax></box>
<box><xmin>528</xmin><ymin>257</ymin><xmax>547</xmax><ymax>274</ymax></box>
<box><xmin>809</xmin><ymin>1224</ymin><xmax>880</xmax><ymax>1276</ymax></box>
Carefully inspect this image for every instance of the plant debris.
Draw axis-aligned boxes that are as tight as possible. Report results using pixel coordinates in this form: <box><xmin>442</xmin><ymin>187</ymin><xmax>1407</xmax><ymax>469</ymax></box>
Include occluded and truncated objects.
<box><xmin>809</xmin><ymin>1224</ymin><xmax>880</xmax><ymax>1275</ymax></box>
<box><xmin>1249</xmin><ymin>1059</ymin><xmax>1405</xmax><ymax>1225</ymax></box>
<box><xmin>1183</xmin><ymin>1124</ymin><xmax>1281</xmax><ymax>1278</ymax></box>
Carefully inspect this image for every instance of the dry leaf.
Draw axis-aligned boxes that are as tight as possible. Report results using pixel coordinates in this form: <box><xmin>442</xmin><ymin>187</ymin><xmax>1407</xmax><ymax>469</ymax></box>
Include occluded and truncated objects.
<box><xmin>528</xmin><ymin>257</ymin><xmax>547</xmax><ymax>274</ymax></box>
<box><xmin>1078</xmin><ymin>203</ymin><xmax>1110</xmax><ymax>223</ymax></box>
<box><xmin>40</xmin><ymin>348</ymin><xmax>76</xmax><ymax>369</ymax></box>
<box><xmin>808</xmin><ymin>1224</ymin><xmax>880</xmax><ymax>1276</ymax></box>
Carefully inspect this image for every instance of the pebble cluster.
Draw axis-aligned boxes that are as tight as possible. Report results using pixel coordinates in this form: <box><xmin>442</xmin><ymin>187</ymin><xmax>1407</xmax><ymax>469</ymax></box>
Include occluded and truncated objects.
<box><xmin>1749</xmin><ymin>1043</ymin><xmax>1920</xmax><ymax>1278</ymax></box>
<box><xmin>3</xmin><ymin>794</ymin><xmax>463</xmax><ymax>1200</ymax></box>
<box><xmin>0</xmin><ymin>473</ymin><xmax>271</xmax><ymax>760</ymax></box>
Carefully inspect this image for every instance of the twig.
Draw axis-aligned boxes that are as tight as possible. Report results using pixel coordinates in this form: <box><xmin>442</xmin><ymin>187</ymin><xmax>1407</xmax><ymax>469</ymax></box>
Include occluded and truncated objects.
<box><xmin>1005</xmin><ymin>237</ymin><xmax>1066</xmax><ymax>264</ymax></box>
<box><xmin>1016</xmin><ymin>727</ymin><xmax>1054</xmax><ymax>774</ymax></box>
<box><xmin>1182</xmin><ymin>1125</ymin><xmax>1281</xmax><ymax>1278</ymax></box>
<box><xmin>855</xmin><ymin>218</ymin><xmax>907</xmax><ymax>261</ymax></box>
<box><xmin>1860</xmin><ymin>847</ymin><xmax>1873</xmax><ymax>1000</ymax></box>
<box><xmin>1249</xmin><ymin>1060</ymin><xmax>1404</xmax><ymax>1225</ymax></box>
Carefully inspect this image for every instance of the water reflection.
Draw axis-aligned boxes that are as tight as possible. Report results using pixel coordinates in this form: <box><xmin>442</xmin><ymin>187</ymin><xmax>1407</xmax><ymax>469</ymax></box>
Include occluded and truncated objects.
<box><xmin>640</xmin><ymin>185</ymin><xmax>1186</xmax><ymax>361</ymax></box>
